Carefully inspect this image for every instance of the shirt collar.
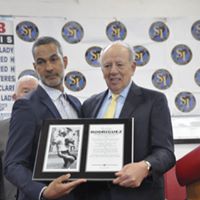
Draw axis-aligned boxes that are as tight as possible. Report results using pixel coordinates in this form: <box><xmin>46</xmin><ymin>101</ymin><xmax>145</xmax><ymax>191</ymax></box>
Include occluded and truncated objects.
<box><xmin>39</xmin><ymin>81</ymin><xmax>63</xmax><ymax>101</ymax></box>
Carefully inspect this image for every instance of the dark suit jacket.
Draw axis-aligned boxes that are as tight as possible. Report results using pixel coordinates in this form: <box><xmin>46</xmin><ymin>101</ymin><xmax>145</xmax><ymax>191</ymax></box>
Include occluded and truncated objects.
<box><xmin>0</xmin><ymin>118</ymin><xmax>17</xmax><ymax>200</ymax></box>
<box><xmin>4</xmin><ymin>85</ymin><xmax>82</xmax><ymax>200</ymax></box>
<box><xmin>81</xmin><ymin>82</ymin><xmax>176</xmax><ymax>200</ymax></box>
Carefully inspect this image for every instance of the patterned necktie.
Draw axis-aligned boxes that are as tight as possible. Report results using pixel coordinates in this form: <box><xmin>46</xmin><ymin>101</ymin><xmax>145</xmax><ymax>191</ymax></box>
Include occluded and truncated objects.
<box><xmin>104</xmin><ymin>94</ymin><xmax>119</xmax><ymax>118</ymax></box>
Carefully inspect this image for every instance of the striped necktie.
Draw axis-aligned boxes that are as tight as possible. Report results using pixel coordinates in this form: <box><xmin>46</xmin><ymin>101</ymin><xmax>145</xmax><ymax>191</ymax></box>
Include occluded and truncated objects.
<box><xmin>104</xmin><ymin>94</ymin><xmax>119</xmax><ymax>118</ymax></box>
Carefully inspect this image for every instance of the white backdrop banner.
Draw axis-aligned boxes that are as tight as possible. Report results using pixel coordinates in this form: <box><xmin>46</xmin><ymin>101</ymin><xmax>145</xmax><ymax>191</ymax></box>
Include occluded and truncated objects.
<box><xmin>0</xmin><ymin>16</ymin><xmax>15</xmax><ymax>120</ymax></box>
<box><xmin>0</xmin><ymin>16</ymin><xmax>200</xmax><ymax>122</ymax></box>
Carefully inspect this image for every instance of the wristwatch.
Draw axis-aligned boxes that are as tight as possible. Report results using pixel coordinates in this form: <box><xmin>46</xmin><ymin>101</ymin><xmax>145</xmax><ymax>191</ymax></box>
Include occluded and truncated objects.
<box><xmin>40</xmin><ymin>187</ymin><xmax>48</xmax><ymax>200</ymax></box>
<box><xmin>144</xmin><ymin>160</ymin><xmax>152</xmax><ymax>171</ymax></box>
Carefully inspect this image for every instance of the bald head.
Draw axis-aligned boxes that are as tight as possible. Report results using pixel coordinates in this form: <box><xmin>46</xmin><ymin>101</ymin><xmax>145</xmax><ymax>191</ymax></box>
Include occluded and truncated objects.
<box><xmin>13</xmin><ymin>75</ymin><xmax>39</xmax><ymax>101</ymax></box>
<box><xmin>99</xmin><ymin>41</ymin><xmax>136</xmax><ymax>65</ymax></box>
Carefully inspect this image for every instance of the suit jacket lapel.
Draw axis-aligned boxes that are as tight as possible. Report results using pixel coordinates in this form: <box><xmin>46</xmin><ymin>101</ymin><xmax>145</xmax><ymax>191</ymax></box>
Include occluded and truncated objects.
<box><xmin>119</xmin><ymin>82</ymin><xmax>143</xmax><ymax>118</ymax></box>
<box><xmin>93</xmin><ymin>91</ymin><xmax>108</xmax><ymax>118</ymax></box>
<box><xmin>67</xmin><ymin>95</ymin><xmax>81</xmax><ymax>117</ymax></box>
<box><xmin>36</xmin><ymin>85</ymin><xmax>61</xmax><ymax>119</ymax></box>
<box><xmin>91</xmin><ymin>84</ymin><xmax>143</xmax><ymax>118</ymax></box>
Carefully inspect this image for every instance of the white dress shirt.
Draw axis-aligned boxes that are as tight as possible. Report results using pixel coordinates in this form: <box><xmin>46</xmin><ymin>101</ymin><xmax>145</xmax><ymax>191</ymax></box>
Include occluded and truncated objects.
<box><xmin>40</xmin><ymin>82</ymin><xmax>78</xmax><ymax>119</ymax></box>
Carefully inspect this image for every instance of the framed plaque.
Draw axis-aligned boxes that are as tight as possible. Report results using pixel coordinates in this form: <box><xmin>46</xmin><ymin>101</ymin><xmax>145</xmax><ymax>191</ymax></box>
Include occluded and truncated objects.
<box><xmin>33</xmin><ymin>118</ymin><xmax>134</xmax><ymax>181</ymax></box>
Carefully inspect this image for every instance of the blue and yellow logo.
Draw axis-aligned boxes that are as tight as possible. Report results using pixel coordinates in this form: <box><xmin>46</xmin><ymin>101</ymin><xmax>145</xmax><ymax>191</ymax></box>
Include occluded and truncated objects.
<box><xmin>191</xmin><ymin>20</ymin><xmax>200</xmax><ymax>41</ymax></box>
<box><xmin>175</xmin><ymin>92</ymin><xmax>196</xmax><ymax>112</ymax></box>
<box><xmin>171</xmin><ymin>44</ymin><xmax>192</xmax><ymax>65</ymax></box>
<box><xmin>152</xmin><ymin>69</ymin><xmax>173</xmax><ymax>90</ymax></box>
<box><xmin>16</xmin><ymin>21</ymin><xmax>39</xmax><ymax>42</ymax></box>
<box><xmin>64</xmin><ymin>71</ymin><xmax>86</xmax><ymax>92</ymax></box>
<box><xmin>18</xmin><ymin>69</ymin><xmax>39</xmax><ymax>79</ymax></box>
<box><xmin>133</xmin><ymin>45</ymin><xmax>150</xmax><ymax>66</ymax></box>
<box><xmin>106</xmin><ymin>21</ymin><xmax>127</xmax><ymax>41</ymax></box>
<box><xmin>195</xmin><ymin>68</ymin><xmax>200</xmax><ymax>86</ymax></box>
<box><xmin>62</xmin><ymin>21</ymin><xmax>84</xmax><ymax>44</ymax></box>
<box><xmin>149</xmin><ymin>21</ymin><xmax>169</xmax><ymax>42</ymax></box>
<box><xmin>85</xmin><ymin>46</ymin><xmax>102</xmax><ymax>67</ymax></box>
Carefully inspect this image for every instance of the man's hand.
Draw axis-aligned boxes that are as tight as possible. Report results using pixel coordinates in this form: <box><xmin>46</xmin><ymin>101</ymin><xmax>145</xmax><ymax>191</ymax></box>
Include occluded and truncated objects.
<box><xmin>43</xmin><ymin>174</ymin><xmax>86</xmax><ymax>199</ymax></box>
<box><xmin>113</xmin><ymin>161</ymin><xmax>149</xmax><ymax>188</ymax></box>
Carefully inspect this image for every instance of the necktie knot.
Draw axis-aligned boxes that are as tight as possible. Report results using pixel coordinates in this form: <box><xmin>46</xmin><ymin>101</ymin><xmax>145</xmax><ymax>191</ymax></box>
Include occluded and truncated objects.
<box><xmin>112</xmin><ymin>94</ymin><xmax>119</xmax><ymax>101</ymax></box>
<box><xmin>62</xmin><ymin>93</ymin><xmax>67</xmax><ymax>100</ymax></box>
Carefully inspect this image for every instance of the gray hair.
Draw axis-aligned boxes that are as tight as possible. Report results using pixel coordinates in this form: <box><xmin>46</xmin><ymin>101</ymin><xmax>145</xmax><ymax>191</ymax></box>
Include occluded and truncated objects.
<box><xmin>14</xmin><ymin>75</ymin><xmax>38</xmax><ymax>93</ymax></box>
<box><xmin>99</xmin><ymin>41</ymin><xmax>136</xmax><ymax>65</ymax></box>
<box><xmin>32</xmin><ymin>36</ymin><xmax>63</xmax><ymax>58</ymax></box>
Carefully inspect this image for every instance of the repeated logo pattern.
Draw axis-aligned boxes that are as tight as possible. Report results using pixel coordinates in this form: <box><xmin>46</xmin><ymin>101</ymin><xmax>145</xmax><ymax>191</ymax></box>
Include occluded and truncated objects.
<box><xmin>14</xmin><ymin>19</ymin><xmax>200</xmax><ymax>113</ymax></box>
<box><xmin>64</xmin><ymin>71</ymin><xmax>86</xmax><ymax>91</ymax></box>
<box><xmin>134</xmin><ymin>45</ymin><xmax>150</xmax><ymax>66</ymax></box>
<box><xmin>194</xmin><ymin>69</ymin><xmax>200</xmax><ymax>86</ymax></box>
<box><xmin>175</xmin><ymin>92</ymin><xmax>196</xmax><ymax>113</ymax></box>
<box><xmin>106</xmin><ymin>21</ymin><xmax>127</xmax><ymax>41</ymax></box>
<box><xmin>62</xmin><ymin>21</ymin><xmax>84</xmax><ymax>44</ymax></box>
<box><xmin>16</xmin><ymin>21</ymin><xmax>39</xmax><ymax>42</ymax></box>
<box><xmin>152</xmin><ymin>69</ymin><xmax>173</xmax><ymax>90</ymax></box>
<box><xmin>18</xmin><ymin>69</ymin><xmax>39</xmax><ymax>79</ymax></box>
<box><xmin>191</xmin><ymin>20</ymin><xmax>200</xmax><ymax>41</ymax></box>
<box><xmin>149</xmin><ymin>21</ymin><xmax>169</xmax><ymax>42</ymax></box>
<box><xmin>85</xmin><ymin>46</ymin><xmax>102</xmax><ymax>67</ymax></box>
<box><xmin>171</xmin><ymin>44</ymin><xmax>192</xmax><ymax>65</ymax></box>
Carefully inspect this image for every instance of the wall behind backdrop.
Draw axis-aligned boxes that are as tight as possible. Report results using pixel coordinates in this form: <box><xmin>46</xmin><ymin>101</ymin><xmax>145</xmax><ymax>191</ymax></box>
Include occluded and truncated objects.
<box><xmin>0</xmin><ymin>0</ymin><xmax>200</xmax><ymax>141</ymax></box>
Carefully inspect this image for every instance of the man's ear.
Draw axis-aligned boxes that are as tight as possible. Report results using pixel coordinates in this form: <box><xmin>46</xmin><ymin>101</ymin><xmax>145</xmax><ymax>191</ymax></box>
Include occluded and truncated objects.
<box><xmin>12</xmin><ymin>93</ymin><xmax>17</xmax><ymax>101</ymax></box>
<box><xmin>63</xmin><ymin>56</ymin><xmax>68</xmax><ymax>69</ymax></box>
<box><xmin>132</xmin><ymin>61</ymin><xmax>136</xmax><ymax>70</ymax></box>
<box><xmin>131</xmin><ymin>61</ymin><xmax>136</xmax><ymax>74</ymax></box>
<box><xmin>33</xmin><ymin>62</ymin><xmax>36</xmax><ymax>70</ymax></box>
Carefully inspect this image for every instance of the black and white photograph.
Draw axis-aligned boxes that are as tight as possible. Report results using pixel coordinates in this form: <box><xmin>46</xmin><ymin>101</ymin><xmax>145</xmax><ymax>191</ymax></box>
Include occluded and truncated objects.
<box><xmin>43</xmin><ymin>124</ymin><xmax>84</xmax><ymax>172</ymax></box>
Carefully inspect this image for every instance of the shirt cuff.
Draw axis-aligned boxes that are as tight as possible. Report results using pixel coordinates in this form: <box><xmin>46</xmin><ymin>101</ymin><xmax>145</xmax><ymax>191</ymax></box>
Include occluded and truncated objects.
<box><xmin>39</xmin><ymin>186</ymin><xmax>47</xmax><ymax>200</ymax></box>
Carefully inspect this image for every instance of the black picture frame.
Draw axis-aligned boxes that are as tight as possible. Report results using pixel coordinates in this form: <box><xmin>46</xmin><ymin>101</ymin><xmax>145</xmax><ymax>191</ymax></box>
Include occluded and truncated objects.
<box><xmin>33</xmin><ymin>118</ymin><xmax>133</xmax><ymax>181</ymax></box>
